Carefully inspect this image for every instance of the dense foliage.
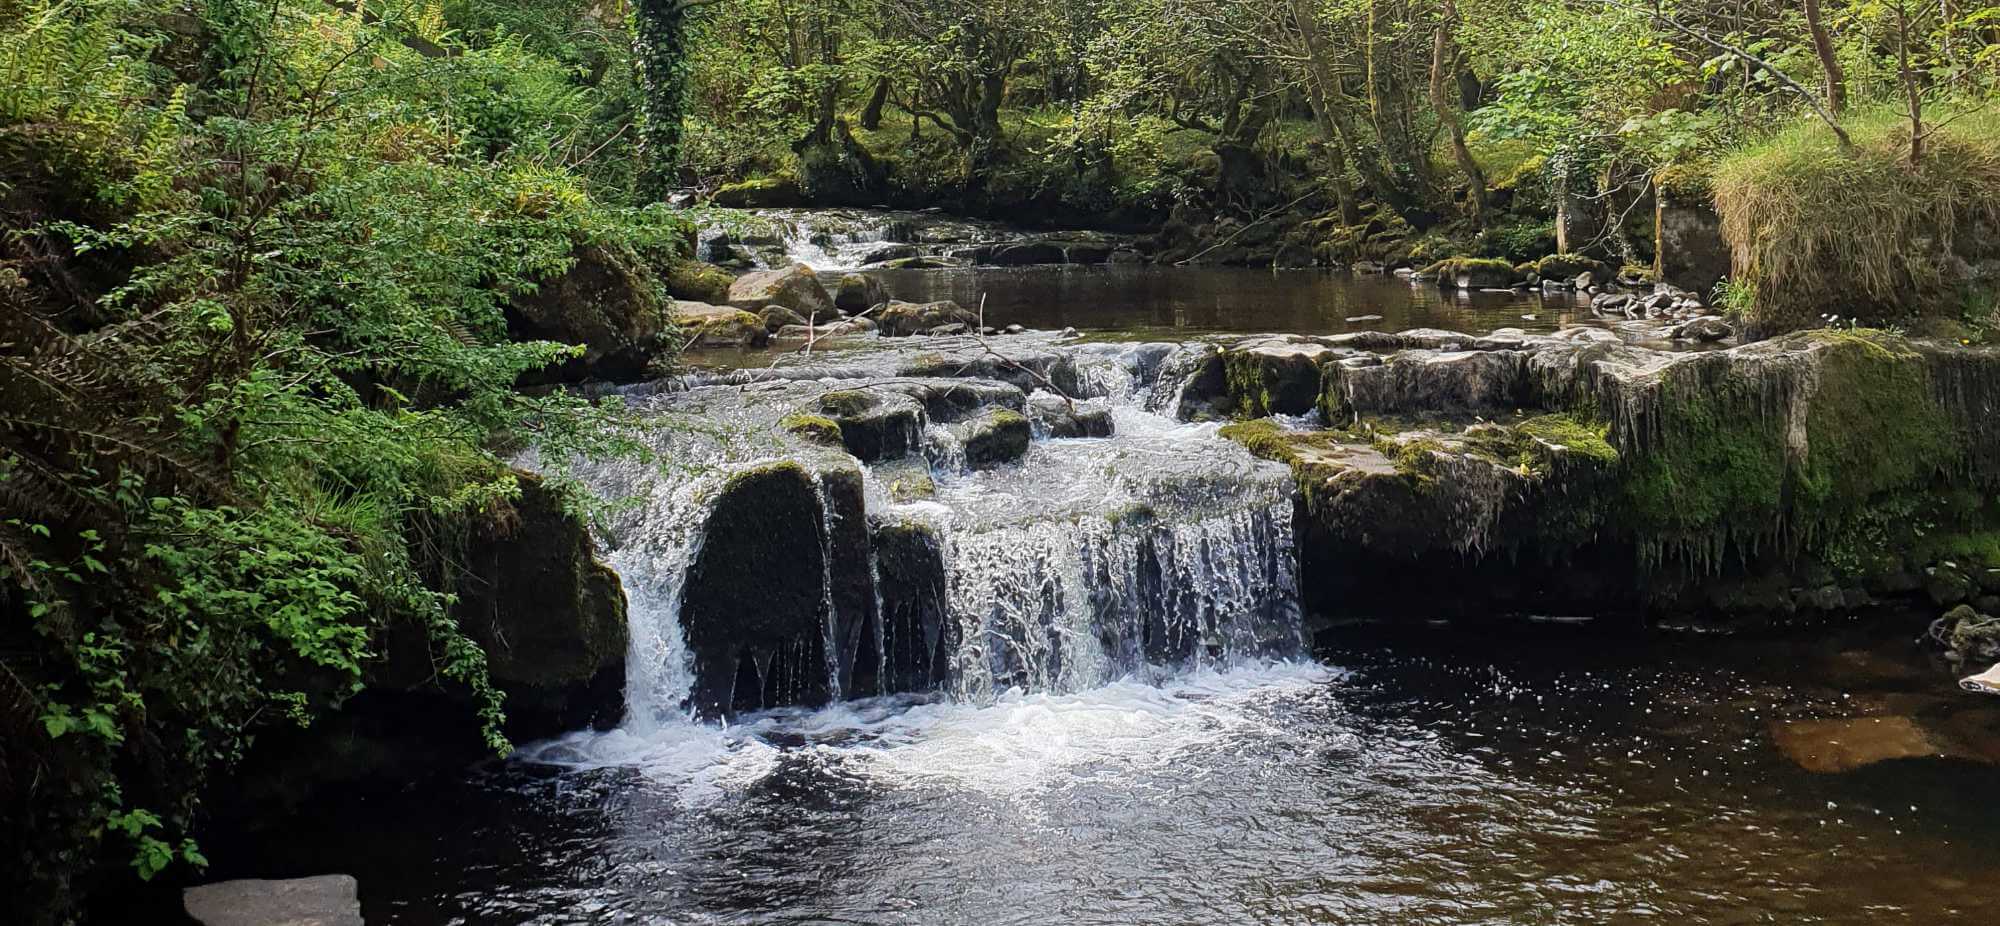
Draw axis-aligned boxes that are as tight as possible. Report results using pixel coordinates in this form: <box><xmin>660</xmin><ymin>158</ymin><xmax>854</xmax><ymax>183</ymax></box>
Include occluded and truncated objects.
<box><xmin>0</xmin><ymin>0</ymin><xmax>672</xmax><ymax>918</ymax></box>
<box><xmin>666</xmin><ymin>0</ymin><xmax>1997</xmax><ymax>319</ymax></box>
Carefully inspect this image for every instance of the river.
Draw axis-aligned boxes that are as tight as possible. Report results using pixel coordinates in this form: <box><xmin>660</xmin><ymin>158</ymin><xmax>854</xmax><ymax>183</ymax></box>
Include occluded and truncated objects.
<box><xmin>213</xmin><ymin>211</ymin><xmax>2000</xmax><ymax>924</ymax></box>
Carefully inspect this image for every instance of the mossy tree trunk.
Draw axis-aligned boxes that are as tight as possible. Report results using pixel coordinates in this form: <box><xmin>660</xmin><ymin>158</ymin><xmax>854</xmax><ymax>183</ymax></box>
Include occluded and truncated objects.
<box><xmin>633</xmin><ymin>0</ymin><xmax>710</xmax><ymax>201</ymax></box>
<box><xmin>1429</xmin><ymin>0</ymin><xmax>1487</xmax><ymax>225</ymax></box>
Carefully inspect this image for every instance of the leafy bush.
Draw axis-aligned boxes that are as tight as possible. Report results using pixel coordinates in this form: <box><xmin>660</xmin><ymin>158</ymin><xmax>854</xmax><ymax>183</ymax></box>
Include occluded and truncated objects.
<box><xmin>0</xmin><ymin>0</ymin><xmax>669</xmax><ymax>918</ymax></box>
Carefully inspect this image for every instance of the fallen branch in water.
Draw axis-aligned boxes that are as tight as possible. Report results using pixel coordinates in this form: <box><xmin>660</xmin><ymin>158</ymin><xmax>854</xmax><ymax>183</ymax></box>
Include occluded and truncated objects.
<box><xmin>971</xmin><ymin>293</ymin><xmax>1076</xmax><ymax>410</ymax></box>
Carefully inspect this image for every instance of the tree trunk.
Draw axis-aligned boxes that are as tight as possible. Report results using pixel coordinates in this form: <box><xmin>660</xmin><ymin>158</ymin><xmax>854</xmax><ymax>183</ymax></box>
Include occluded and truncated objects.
<box><xmin>1429</xmin><ymin>1</ymin><xmax>1487</xmax><ymax>223</ymax></box>
<box><xmin>1290</xmin><ymin>0</ymin><xmax>1414</xmax><ymax>223</ymax></box>
<box><xmin>860</xmin><ymin>76</ymin><xmax>890</xmax><ymax>130</ymax></box>
<box><xmin>632</xmin><ymin>0</ymin><xmax>692</xmax><ymax>201</ymax></box>
<box><xmin>1897</xmin><ymin>1</ymin><xmax>1923</xmax><ymax>164</ymax></box>
<box><xmin>1801</xmin><ymin>0</ymin><xmax>1847</xmax><ymax>113</ymax></box>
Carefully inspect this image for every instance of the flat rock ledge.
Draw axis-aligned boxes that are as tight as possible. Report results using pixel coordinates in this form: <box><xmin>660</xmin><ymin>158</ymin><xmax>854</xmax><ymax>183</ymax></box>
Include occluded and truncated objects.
<box><xmin>184</xmin><ymin>875</ymin><xmax>362</xmax><ymax>926</ymax></box>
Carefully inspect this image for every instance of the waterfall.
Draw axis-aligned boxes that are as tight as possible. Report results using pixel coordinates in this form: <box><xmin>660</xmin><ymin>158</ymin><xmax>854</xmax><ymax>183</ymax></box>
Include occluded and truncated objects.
<box><xmin>561</xmin><ymin>336</ymin><xmax>1304</xmax><ymax>729</ymax></box>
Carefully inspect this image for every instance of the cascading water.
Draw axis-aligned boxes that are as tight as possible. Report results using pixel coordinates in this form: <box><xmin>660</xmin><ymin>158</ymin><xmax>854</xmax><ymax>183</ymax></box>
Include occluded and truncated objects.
<box><xmin>540</xmin><ymin>333</ymin><xmax>1304</xmax><ymax>752</ymax></box>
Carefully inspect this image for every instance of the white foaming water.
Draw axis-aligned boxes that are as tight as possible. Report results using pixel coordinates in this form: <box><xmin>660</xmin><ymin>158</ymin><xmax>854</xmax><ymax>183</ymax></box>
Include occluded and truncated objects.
<box><xmin>519</xmin><ymin>661</ymin><xmax>1338</xmax><ymax>806</ymax></box>
<box><xmin>541</xmin><ymin>337</ymin><xmax>1310</xmax><ymax>784</ymax></box>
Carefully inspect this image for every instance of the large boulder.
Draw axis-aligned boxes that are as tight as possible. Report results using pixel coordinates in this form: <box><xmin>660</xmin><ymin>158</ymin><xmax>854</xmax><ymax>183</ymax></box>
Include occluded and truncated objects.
<box><xmin>876</xmin><ymin>299</ymin><xmax>980</xmax><ymax>337</ymax></box>
<box><xmin>679</xmin><ymin>460</ymin><xmax>873</xmax><ymax>716</ymax></box>
<box><xmin>506</xmin><ymin>241</ymin><xmax>669</xmax><ymax>384</ymax></box>
<box><xmin>665</xmin><ymin>260</ymin><xmax>735</xmax><ymax>303</ymax></box>
<box><xmin>726</xmin><ymin>263</ymin><xmax>835</xmax><ymax>319</ymax></box>
<box><xmin>449</xmin><ymin>473</ymin><xmax>628</xmax><ymax>734</ymax></box>
<box><xmin>835</xmin><ymin>272</ymin><xmax>889</xmax><ymax>314</ymax></box>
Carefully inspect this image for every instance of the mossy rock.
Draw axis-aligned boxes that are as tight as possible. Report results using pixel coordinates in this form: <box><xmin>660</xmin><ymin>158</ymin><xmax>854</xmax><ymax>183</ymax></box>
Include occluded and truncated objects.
<box><xmin>780</xmin><ymin>412</ymin><xmax>843</xmax><ymax>445</ymax></box>
<box><xmin>1533</xmin><ymin>254</ymin><xmax>1613</xmax><ymax>282</ymax></box>
<box><xmin>672</xmin><ymin>302</ymin><xmax>770</xmax><ymax>348</ymax></box>
<box><xmin>449</xmin><ymin>472</ymin><xmax>627</xmax><ymax>735</ymax></box>
<box><xmin>1221</xmin><ymin>341</ymin><xmax>1334</xmax><ymax>418</ymax></box>
<box><xmin>506</xmin><ymin>240</ymin><xmax>670</xmax><ymax>384</ymax></box>
<box><xmin>1420</xmin><ymin>256</ymin><xmax>1521</xmax><ymax>289</ymax></box>
<box><xmin>712</xmin><ymin>176</ymin><xmax>803</xmax><ymax>208</ymax></box>
<box><xmin>952</xmin><ymin>408</ymin><xmax>1032</xmax><ymax>468</ymax></box>
<box><xmin>665</xmin><ymin>261</ymin><xmax>735</xmax><ymax>304</ymax></box>
<box><xmin>818</xmin><ymin>388</ymin><xmax>923</xmax><ymax>461</ymax></box>
<box><xmin>835</xmin><ymin>272</ymin><xmax>889</xmax><ymax>314</ymax></box>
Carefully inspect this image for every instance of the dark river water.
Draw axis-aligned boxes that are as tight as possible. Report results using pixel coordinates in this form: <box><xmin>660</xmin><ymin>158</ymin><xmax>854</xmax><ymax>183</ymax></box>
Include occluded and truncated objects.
<box><xmin>232</xmin><ymin>618</ymin><xmax>2000</xmax><ymax>925</ymax></box>
<box><xmin>202</xmin><ymin>261</ymin><xmax>1994</xmax><ymax>924</ymax></box>
<box><xmin>870</xmin><ymin>265</ymin><xmax>1583</xmax><ymax>337</ymax></box>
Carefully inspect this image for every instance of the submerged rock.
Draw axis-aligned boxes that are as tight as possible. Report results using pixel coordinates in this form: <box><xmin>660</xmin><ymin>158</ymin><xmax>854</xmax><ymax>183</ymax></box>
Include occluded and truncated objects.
<box><xmin>184</xmin><ymin>876</ymin><xmax>362</xmax><ymax>926</ymax></box>
<box><xmin>1769</xmin><ymin>716</ymin><xmax>1950</xmax><ymax>773</ymax></box>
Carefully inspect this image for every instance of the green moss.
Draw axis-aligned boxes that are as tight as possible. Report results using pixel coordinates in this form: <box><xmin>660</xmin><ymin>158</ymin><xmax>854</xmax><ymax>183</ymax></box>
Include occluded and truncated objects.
<box><xmin>1654</xmin><ymin>161</ymin><xmax>1713</xmax><ymax>202</ymax></box>
<box><xmin>1618</xmin><ymin>264</ymin><xmax>1659</xmax><ymax>284</ymax></box>
<box><xmin>1515</xmin><ymin>414</ymin><xmax>1618</xmax><ymax>464</ymax></box>
<box><xmin>1221</xmin><ymin>345</ymin><xmax>1333</xmax><ymax>419</ymax></box>
<box><xmin>1794</xmin><ymin>330</ymin><xmax>1957</xmax><ymax>524</ymax></box>
<box><xmin>779</xmin><ymin>413</ymin><xmax>843</xmax><ymax>445</ymax></box>
<box><xmin>666</xmin><ymin>261</ymin><xmax>735</xmax><ymax>303</ymax></box>
<box><xmin>818</xmin><ymin>389</ymin><xmax>875</xmax><ymax>417</ymax></box>
<box><xmin>711</xmin><ymin>176</ymin><xmax>803</xmax><ymax>207</ymax></box>
<box><xmin>1221</xmin><ymin>419</ymin><xmax>1334</xmax><ymax>465</ymax></box>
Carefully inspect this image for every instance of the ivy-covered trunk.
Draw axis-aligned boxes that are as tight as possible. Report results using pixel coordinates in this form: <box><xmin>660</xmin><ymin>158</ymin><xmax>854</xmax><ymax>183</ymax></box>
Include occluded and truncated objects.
<box><xmin>632</xmin><ymin>0</ymin><xmax>693</xmax><ymax>201</ymax></box>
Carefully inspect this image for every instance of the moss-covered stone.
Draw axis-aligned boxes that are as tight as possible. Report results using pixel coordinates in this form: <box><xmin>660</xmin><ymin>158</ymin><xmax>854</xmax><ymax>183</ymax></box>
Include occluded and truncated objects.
<box><xmin>680</xmin><ymin>460</ymin><xmax>873</xmax><ymax>716</ymax></box>
<box><xmin>665</xmin><ymin>260</ymin><xmax>735</xmax><ymax>303</ymax></box>
<box><xmin>672</xmin><ymin>302</ymin><xmax>769</xmax><ymax>348</ymax></box>
<box><xmin>507</xmin><ymin>240</ymin><xmax>670</xmax><ymax>384</ymax></box>
<box><xmin>1221</xmin><ymin>340</ymin><xmax>1332</xmax><ymax>418</ymax></box>
<box><xmin>835</xmin><ymin>272</ymin><xmax>888</xmax><ymax>314</ymax></box>
<box><xmin>779</xmin><ymin>412</ymin><xmax>843</xmax><ymax>445</ymax></box>
<box><xmin>818</xmin><ymin>388</ymin><xmax>923</xmax><ymax>461</ymax></box>
<box><xmin>449</xmin><ymin>472</ymin><xmax>627</xmax><ymax>734</ymax></box>
<box><xmin>1533</xmin><ymin>253</ymin><xmax>1613</xmax><ymax>282</ymax></box>
<box><xmin>712</xmin><ymin>176</ymin><xmax>803</xmax><ymax>207</ymax></box>
<box><xmin>953</xmin><ymin>408</ymin><xmax>1031</xmax><ymax>468</ymax></box>
<box><xmin>1420</xmin><ymin>256</ymin><xmax>1521</xmax><ymax>288</ymax></box>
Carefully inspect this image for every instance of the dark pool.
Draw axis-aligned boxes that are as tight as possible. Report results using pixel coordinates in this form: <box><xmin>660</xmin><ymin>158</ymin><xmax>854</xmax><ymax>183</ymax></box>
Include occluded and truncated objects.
<box><xmin>221</xmin><ymin>617</ymin><xmax>2000</xmax><ymax>925</ymax></box>
<box><xmin>869</xmin><ymin>265</ymin><xmax>1582</xmax><ymax>337</ymax></box>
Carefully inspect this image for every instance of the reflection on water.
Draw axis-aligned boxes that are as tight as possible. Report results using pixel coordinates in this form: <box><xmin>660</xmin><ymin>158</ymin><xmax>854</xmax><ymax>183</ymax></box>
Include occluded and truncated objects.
<box><xmin>870</xmin><ymin>265</ymin><xmax>1585</xmax><ymax>337</ymax></box>
<box><xmin>238</xmin><ymin>619</ymin><xmax>2000</xmax><ymax>925</ymax></box>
